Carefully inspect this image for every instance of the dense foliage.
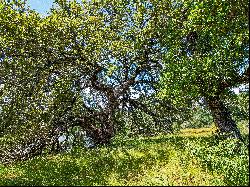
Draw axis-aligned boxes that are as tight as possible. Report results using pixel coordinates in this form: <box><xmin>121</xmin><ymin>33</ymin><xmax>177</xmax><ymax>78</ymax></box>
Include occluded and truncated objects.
<box><xmin>155</xmin><ymin>0</ymin><xmax>249</xmax><ymax>139</ymax></box>
<box><xmin>0</xmin><ymin>0</ymin><xmax>249</xmax><ymax>164</ymax></box>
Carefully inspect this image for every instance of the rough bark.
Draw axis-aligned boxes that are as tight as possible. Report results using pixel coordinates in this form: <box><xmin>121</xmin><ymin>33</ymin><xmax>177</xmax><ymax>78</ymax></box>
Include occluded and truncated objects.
<box><xmin>205</xmin><ymin>95</ymin><xmax>243</xmax><ymax>139</ymax></box>
<box><xmin>74</xmin><ymin>114</ymin><xmax>115</xmax><ymax>146</ymax></box>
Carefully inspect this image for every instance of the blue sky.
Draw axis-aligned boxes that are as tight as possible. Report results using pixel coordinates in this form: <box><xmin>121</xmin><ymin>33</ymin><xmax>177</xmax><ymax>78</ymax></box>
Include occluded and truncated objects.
<box><xmin>27</xmin><ymin>0</ymin><xmax>82</xmax><ymax>15</ymax></box>
<box><xmin>27</xmin><ymin>0</ymin><xmax>54</xmax><ymax>15</ymax></box>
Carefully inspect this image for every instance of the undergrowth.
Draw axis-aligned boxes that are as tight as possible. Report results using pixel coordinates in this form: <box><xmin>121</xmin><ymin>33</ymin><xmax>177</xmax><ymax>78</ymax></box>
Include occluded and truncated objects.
<box><xmin>0</xmin><ymin>127</ymin><xmax>249</xmax><ymax>186</ymax></box>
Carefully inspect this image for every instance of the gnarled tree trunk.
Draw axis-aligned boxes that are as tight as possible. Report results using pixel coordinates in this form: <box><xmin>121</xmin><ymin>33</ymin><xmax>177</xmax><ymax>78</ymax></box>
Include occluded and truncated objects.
<box><xmin>74</xmin><ymin>113</ymin><xmax>115</xmax><ymax>146</ymax></box>
<box><xmin>205</xmin><ymin>95</ymin><xmax>243</xmax><ymax>139</ymax></box>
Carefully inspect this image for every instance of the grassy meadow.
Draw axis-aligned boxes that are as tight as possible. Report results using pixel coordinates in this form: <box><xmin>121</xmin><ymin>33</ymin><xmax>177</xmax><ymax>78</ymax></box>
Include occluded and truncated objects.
<box><xmin>0</xmin><ymin>127</ymin><xmax>249</xmax><ymax>186</ymax></box>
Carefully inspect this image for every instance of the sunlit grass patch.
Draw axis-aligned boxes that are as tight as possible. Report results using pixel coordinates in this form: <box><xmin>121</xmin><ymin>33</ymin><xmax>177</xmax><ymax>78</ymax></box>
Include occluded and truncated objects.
<box><xmin>121</xmin><ymin>148</ymin><xmax>225</xmax><ymax>186</ymax></box>
<box><xmin>0</xmin><ymin>129</ymin><xmax>249</xmax><ymax>186</ymax></box>
<box><xmin>179</xmin><ymin>127</ymin><xmax>214</xmax><ymax>137</ymax></box>
<box><xmin>0</xmin><ymin>169</ymin><xmax>23</xmax><ymax>180</ymax></box>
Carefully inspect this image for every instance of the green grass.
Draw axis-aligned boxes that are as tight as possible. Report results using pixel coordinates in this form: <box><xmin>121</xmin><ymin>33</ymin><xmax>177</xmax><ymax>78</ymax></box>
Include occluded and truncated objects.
<box><xmin>0</xmin><ymin>128</ymin><xmax>249</xmax><ymax>186</ymax></box>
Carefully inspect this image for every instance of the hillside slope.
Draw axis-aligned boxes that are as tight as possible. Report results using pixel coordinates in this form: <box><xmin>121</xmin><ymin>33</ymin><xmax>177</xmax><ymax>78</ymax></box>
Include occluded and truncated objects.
<box><xmin>0</xmin><ymin>127</ymin><xmax>249</xmax><ymax>186</ymax></box>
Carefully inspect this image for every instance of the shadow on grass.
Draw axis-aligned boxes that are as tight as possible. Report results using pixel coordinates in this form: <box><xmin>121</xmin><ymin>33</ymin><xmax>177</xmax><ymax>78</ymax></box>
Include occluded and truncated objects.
<box><xmin>111</xmin><ymin>134</ymin><xmax>215</xmax><ymax>150</ymax></box>
<box><xmin>112</xmin><ymin>133</ymin><xmax>249</xmax><ymax>186</ymax></box>
<box><xmin>0</xmin><ymin>134</ymin><xmax>248</xmax><ymax>186</ymax></box>
<box><xmin>0</xmin><ymin>144</ymin><xmax>172</xmax><ymax>186</ymax></box>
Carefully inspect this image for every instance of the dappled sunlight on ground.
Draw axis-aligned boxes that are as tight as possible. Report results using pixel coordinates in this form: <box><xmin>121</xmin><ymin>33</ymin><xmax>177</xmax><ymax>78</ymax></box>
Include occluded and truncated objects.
<box><xmin>0</xmin><ymin>128</ymin><xmax>248</xmax><ymax>186</ymax></box>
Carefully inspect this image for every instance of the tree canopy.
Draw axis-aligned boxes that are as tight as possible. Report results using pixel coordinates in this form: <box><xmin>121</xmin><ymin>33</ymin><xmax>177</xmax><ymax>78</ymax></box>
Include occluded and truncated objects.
<box><xmin>0</xmin><ymin>0</ymin><xmax>248</xmax><ymax>163</ymax></box>
<box><xmin>155</xmin><ymin>0</ymin><xmax>249</xmax><ymax>138</ymax></box>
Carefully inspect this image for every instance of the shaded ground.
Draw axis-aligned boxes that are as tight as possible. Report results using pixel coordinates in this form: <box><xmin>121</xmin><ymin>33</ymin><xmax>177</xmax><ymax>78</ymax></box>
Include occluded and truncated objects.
<box><xmin>0</xmin><ymin>127</ymin><xmax>249</xmax><ymax>186</ymax></box>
